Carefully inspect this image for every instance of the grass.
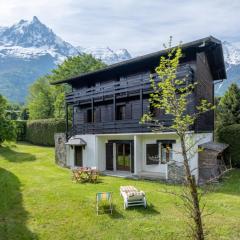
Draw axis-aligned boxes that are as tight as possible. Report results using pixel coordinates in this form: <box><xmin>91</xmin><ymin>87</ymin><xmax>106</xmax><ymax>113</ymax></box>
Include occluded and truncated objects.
<box><xmin>0</xmin><ymin>142</ymin><xmax>239</xmax><ymax>240</ymax></box>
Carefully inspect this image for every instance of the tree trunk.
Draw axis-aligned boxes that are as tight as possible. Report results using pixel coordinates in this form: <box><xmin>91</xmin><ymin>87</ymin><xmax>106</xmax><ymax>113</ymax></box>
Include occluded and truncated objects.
<box><xmin>180</xmin><ymin>134</ymin><xmax>204</xmax><ymax>240</ymax></box>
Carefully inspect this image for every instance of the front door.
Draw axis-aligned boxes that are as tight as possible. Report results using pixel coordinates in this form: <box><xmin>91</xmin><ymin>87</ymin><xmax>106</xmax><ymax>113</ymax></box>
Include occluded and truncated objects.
<box><xmin>75</xmin><ymin>146</ymin><xmax>83</xmax><ymax>167</ymax></box>
<box><xmin>116</xmin><ymin>143</ymin><xmax>131</xmax><ymax>171</ymax></box>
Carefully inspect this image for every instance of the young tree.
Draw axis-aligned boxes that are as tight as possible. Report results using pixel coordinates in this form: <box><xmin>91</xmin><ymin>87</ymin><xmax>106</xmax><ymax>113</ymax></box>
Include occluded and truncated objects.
<box><xmin>217</xmin><ymin>83</ymin><xmax>240</xmax><ymax>127</ymax></box>
<box><xmin>0</xmin><ymin>95</ymin><xmax>16</xmax><ymax>145</ymax></box>
<box><xmin>141</xmin><ymin>40</ymin><xmax>214</xmax><ymax>240</ymax></box>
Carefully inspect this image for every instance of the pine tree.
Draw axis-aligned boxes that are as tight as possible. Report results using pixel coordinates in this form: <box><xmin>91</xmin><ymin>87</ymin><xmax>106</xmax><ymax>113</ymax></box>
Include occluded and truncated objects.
<box><xmin>217</xmin><ymin>83</ymin><xmax>240</xmax><ymax>127</ymax></box>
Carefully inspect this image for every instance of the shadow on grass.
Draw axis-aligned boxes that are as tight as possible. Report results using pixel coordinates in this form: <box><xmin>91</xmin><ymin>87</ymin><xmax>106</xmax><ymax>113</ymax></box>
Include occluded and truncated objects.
<box><xmin>0</xmin><ymin>167</ymin><xmax>38</xmax><ymax>240</ymax></box>
<box><xmin>0</xmin><ymin>146</ymin><xmax>36</xmax><ymax>163</ymax></box>
<box><xmin>96</xmin><ymin>204</ymin><xmax>125</xmax><ymax>219</ymax></box>
<box><xmin>125</xmin><ymin>203</ymin><xmax>160</xmax><ymax>215</ymax></box>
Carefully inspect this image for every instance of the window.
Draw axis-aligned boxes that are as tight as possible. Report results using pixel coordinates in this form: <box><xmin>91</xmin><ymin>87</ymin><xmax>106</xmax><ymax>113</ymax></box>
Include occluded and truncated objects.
<box><xmin>161</xmin><ymin>143</ymin><xmax>173</xmax><ymax>163</ymax></box>
<box><xmin>146</xmin><ymin>144</ymin><xmax>159</xmax><ymax>165</ymax></box>
<box><xmin>116</xmin><ymin>105</ymin><xmax>126</xmax><ymax>120</ymax></box>
<box><xmin>86</xmin><ymin>109</ymin><xmax>92</xmax><ymax>123</ymax></box>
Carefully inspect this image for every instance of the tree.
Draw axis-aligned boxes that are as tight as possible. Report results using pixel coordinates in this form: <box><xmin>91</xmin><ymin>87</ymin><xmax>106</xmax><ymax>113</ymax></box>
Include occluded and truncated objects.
<box><xmin>27</xmin><ymin>54</ymin><xmax>106</xmax><ymax>120</ymax></box>
<box><xmin>28</xmin><ymin>76</ymin><xmax>55</xmax><ymax>119</ymax></box>
<box><xmin>217</xmin><ymin>83</ymin><xmax>240</xmax><ymax>127</ymax></box>
<box><xmin>0</xmin><ymin>95</ymin><xmax>16</xmax><ymax>145</ymax></box>
<box><xmin>141</xmin><ymin>40</ymin><xmax>214</xmax><ymax>240</ymax></box>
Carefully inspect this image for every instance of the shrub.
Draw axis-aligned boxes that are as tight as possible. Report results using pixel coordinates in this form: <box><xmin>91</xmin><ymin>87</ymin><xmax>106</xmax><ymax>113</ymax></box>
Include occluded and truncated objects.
<box><xmin>218</xmin><ymin>124</ymin><xmax>240</xmax><ymax>168</ymax></box>
<box><xmin>26</xmin><ymin>119</ymin><xmax>67</xmax><ymax>146</ymax></box>
<box><xmin>13</xmin><ymin>120</ymin><xmax>27</xmax><ymax>141</ymax></box>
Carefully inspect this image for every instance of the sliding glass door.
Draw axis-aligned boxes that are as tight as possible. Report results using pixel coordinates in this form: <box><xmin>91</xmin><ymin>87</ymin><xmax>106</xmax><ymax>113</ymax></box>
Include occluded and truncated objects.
<box><xmin>116</xmin><ymin>143</ymin><xmax>131</xmax><ymax>171</ymax></box>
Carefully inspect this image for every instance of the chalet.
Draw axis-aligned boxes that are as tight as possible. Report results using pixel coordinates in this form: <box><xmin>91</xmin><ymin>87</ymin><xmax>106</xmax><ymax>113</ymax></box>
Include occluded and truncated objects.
<box><xmin>52</xmin><ymin>36</ymin><xmax>226</xmax><ymax>183</ymax></box>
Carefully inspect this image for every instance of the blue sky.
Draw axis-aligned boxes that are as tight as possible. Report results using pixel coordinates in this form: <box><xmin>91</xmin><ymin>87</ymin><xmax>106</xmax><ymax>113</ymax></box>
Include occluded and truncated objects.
<box><xmin>1</xmin><ymin>0</ymin><xmax>240</xmax><ymax>56</ymax></box>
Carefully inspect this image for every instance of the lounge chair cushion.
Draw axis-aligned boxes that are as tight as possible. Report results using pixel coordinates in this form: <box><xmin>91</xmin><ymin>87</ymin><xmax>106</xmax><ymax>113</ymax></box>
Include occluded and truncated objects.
<box><xmin>120</xmin><ymin>186</ymin><xmax>138</xmax><ymax>193</ymax></box>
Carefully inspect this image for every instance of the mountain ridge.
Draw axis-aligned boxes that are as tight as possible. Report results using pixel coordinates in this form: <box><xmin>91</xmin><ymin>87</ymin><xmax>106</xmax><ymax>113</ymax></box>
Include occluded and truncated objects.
<box><xmin>0</xmin><ymin>16</ymin><xmax>239</xmax><ymax>102</ymax></box>
<box><xmin>0</xmin><ymin>17</ymin><xmax>131</xmax><ymax>102</ymax></box>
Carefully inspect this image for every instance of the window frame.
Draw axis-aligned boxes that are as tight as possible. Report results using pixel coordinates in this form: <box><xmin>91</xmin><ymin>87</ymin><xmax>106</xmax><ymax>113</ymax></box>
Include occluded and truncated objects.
<box><xmin>146</xmin><ymin>143</ymin><xmax>159</xmax><ymax>165</ymax></box>
<box><xmin>146</xmin><ymin>141</ymin><xmax>174</xmax><ymax>165</ymax></box>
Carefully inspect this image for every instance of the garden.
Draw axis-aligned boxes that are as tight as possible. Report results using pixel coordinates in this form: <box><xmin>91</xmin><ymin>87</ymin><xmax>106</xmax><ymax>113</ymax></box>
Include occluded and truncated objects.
<box><xmin>0</xmin><ymin>142</ymin><xmax>239</xmax><ymax>240</ymax></box>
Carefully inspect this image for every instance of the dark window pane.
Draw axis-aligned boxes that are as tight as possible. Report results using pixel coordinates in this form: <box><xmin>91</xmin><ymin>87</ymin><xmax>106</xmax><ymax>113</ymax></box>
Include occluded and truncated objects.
<box><xmin>86</xmin><ymin>109</ymin><xmax>92</xmax><ymax>123</ymax></box>
<box><xmin>146</xmin><ymin>144</ymin><xmax>159</xmax><ymax>165</ymax></box>
<box><xmin>116</xmin><ymin>105</ymin><xmax>126</xmax><ymax>120</ymax></box>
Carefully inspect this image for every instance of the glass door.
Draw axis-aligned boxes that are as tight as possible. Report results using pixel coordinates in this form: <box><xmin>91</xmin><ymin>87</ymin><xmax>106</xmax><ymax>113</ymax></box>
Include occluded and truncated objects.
<box><xmin>116</xmin><ymin>143</ymin><xmax>131</xmax><ymax>171</ymax></box>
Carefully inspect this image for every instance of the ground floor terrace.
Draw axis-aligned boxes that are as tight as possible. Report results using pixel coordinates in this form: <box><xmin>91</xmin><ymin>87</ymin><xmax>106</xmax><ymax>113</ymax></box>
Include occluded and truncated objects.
<box><xmin>65</xmin><ymin>132</ymin><xmax>213</xmax><ymax>183</ymax></box>
<box><xmin>0</xmin><ymin>143</ymin><xmax>239</xmax><ymax>240</ymax></box>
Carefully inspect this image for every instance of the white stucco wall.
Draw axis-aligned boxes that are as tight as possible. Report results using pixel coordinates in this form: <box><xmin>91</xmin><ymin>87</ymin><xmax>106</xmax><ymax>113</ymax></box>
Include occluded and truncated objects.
<box><xmin>67</xmin><ymin>132</ymin><xmax>213</xmax><ymax>182</ymax></box>
<box><xmin>66</xmin><ymin>135</ymin><xmax>97</xmax><ymax>168</ymax></box>
<box><xmin>139</xmin><ymin>132</ymin><xmax>213</xmax><ymax>181</ymax></box>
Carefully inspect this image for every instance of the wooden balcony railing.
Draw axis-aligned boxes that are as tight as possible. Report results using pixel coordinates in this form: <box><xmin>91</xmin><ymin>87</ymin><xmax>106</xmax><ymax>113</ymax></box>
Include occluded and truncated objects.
<box><xmin>68</xmin><ymin>119</ymin><xmax>174</xmax><ymax>136</ymax></box>
<box><xmin>66</xmin><ymin>65</ymin><xmax>193</xmax><ymax>104</ymax></box>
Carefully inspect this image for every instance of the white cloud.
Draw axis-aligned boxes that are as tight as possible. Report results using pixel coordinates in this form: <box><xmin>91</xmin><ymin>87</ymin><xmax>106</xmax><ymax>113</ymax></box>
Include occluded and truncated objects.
<box><xmin>0</xmin><ymin>0</ymin><xmax>239</xmax><ymax>56</ymax></box>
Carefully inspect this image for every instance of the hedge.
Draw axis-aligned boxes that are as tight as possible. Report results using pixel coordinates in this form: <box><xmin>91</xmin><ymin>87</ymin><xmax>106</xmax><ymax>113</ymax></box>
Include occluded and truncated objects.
<box><xmin>13</xmin><ymin>120</ymin><xmax>27</xmax><ymax>141</ymax></box>
<box><xmin>26</xmin><ymin>119</ymin><xmax>67</xmax><ymax>146</ymax></box>
<box><xmin>218</xmin><ymin>124</ymin><xmax>240</xmax><ymax>168</ymax></box>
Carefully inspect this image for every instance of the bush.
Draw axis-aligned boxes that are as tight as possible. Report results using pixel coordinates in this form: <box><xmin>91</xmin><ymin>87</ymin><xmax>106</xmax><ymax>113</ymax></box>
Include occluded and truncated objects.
<box><xmin>26</xmin><ymin>119</ymin><xmax>67</xmax><ymax>146</ymax></box>
<box><xmin>13</xmin><ymin>120</ymin><xmax>27</xmax><ymax>141</ymax></box>
<box><xmin>218</xmin><ymin>124</ymin><xmax>240</xmax><ymax>168</ymax></box>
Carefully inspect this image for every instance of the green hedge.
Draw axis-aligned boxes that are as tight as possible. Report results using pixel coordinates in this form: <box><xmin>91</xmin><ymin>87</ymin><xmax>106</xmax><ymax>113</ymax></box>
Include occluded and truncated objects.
<box><xmin>13</xmin><ymin>120</ymin><xmax>27</xmax><ymax>141</ymax></box>
<box><xmin>218</xmin><ymin>124</ymin><xmax>240</xmax><ymax>168</ymax></box>
<box><xmin>26</xmin><ymin>119</ymin><xmax>67</xmax><ymax>146</ymax></box>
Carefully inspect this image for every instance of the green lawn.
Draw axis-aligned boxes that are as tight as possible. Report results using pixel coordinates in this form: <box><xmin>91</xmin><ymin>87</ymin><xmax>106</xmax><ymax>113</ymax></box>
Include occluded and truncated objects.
<box><xmin>0</xmin><ymin>142</ymin><xmax>239</xmax><ymax>240</ymax></box>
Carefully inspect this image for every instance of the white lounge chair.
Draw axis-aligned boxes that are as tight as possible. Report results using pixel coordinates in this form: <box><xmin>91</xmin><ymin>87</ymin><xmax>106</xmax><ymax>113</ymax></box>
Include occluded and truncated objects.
<box><xmin>120</xmin><ymin>186</ymin><xmax>147</xmax><ymax>209</ymax></box>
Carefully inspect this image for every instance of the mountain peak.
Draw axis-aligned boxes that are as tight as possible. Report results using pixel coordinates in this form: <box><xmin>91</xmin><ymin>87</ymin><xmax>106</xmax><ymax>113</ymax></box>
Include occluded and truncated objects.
<box><xmin>32</xmin><ymin>16</ymin><xmax>40</xmax><ymax>23</ymax></box>
<box><xmin>0</xmin><ymin>16</ymin><xmax>78</xmax><ymax>57</ymax></box>
<box><xmin>223</xmin><ymin>41</ymin><xmax>240</xmax><ymax>66</ymax></box>
<box><xmin>77</xmin><ymin>46</ymin><xmax>131</xmax><ymax>65</ymax></box>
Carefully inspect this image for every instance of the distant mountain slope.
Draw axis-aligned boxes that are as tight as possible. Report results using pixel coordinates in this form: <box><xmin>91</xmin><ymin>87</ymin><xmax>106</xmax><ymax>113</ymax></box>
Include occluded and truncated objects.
<box><xmin>0</xmin><ymin>17</ymin><xmax>131</xmax><ymax>103</ymax></box>
<box><xmin>215</xmin><ymin>41</ymin><xmax>240</xmax><ymax>95</ymax></box>
<box><xmin>78</xmin><ymin>46</ymin><xmax>131</xmax><ymax>65</ymax></box>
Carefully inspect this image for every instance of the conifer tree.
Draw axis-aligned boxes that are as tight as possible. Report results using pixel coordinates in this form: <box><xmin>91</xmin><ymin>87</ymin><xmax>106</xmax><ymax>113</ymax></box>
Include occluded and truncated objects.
<box><xmin>217</xmin><ymin>83</ymin><xmax>240</xmax><ymax>127</ymax></box>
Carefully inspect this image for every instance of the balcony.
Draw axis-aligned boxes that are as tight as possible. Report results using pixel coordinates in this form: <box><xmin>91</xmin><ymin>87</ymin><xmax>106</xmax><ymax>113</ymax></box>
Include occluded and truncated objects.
<box><xmin>65</xmin><ymin>65</ymin><xmax>193</xmax><ymax>105</ymax></box>
<box><xmin>68</xmin><ymin>119</ymin><xmax>175</xmax><ymax>136</ymax></box>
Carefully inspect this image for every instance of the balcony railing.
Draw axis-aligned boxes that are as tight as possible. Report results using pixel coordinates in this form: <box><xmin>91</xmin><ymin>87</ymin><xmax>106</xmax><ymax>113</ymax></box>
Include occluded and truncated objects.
<box><xmin>66</xmin><ymin>65</ymin><xmax>193</xmax><ymax>104</ymax></box>
<box><xmin>68</xmin><ymin>119</ymin><xmax>175</xmax><ymax>136</ymax></box>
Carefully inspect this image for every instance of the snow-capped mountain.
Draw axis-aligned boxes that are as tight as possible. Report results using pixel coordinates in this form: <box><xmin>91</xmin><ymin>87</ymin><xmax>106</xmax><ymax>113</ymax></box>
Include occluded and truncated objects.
<box><xmin>0</xmin><ymin>16</ymin><xmax>239</xmax><ymax>103</ymax></box>
<box><xmin>215</xmin><ymin>41</ymin><xmax>240</xmax><ymax>95</ymax></box>
<box><xmin>0</xmin><ymin>17</ymin><xmax>131</xmax><ymax>102</ymax></box>
<box><xmin>78</xmin><ymin>46</ymin><xmax>131</xmax><ymax>65</ymax></box>
<box><xmin>0</xmin><ymin>16</ymin><xmax>79</xmax><ymax>64</ymax></box>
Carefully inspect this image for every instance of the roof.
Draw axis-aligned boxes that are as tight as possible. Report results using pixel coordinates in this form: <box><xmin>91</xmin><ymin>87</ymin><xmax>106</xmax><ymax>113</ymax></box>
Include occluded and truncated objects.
<box><xmin>199</xmin><ymin>141</ymin><xmax>229</xmax><ymax>152</ymax></box>
<box><xmin>52</xmin><ymin>36</ymin><xmax>226</xmax><ymax>86</ymax></box>
<box><xmin>65</xmin><ymin>136</ymin><xmax>87</xmax><ymax>146</ymax></box>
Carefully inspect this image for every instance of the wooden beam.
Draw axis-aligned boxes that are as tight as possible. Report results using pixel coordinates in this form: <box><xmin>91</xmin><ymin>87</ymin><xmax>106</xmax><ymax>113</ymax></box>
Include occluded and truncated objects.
<box><xmin>66</xmin><ymin>103</ymin><xmax>69</xmax><ymax>138</ymax></box>
<box><xmin>140</xmin><ymin>88</ymin><xmax>143</xmax><ymax>116</ymax></box>
<box><xmin>91</xmin><ymin>98</ymin><xmax>94</xmax><ymax>122</ymax></box>
<box><xmin>113</xmin><ymin>93</ymin><xmax>116</xmax><ymax>120</ymax></box>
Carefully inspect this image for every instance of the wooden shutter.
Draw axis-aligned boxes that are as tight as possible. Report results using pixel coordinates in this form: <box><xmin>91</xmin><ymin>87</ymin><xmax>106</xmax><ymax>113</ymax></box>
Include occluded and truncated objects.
<box><xmin>106</xmin><ymin>142</ymin><xmax>113</xmax><ymax>170</ymax></box>
<box><xmin>95</xmin><ymin>107</ymin><xmax>101</xmax><ymax>122</ymax></box>
<box><xmin>125</xmin><ymin>102</ymin><xmax>132</xmax><ymax>120</ymax></box>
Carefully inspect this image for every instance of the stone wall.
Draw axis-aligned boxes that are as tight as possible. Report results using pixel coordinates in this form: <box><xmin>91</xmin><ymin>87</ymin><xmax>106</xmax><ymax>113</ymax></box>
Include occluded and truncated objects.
<box><xmin>167</xmin><ymin>162</ymin><xmax>185</xmax><ymax>183</ymax></box>
<box><xmin>54</xmin><ymin>133</ymin><xmax>67</xmax><ymax>167</ymax></box>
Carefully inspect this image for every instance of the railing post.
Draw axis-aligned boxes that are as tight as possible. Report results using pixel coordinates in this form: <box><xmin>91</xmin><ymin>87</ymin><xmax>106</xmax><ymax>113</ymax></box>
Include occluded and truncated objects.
<box><xmin>113</xmin><ymin>93</ymin><xmax>116</xmax><ymax>121</ymax></box>
<box><xmin>91</xmin><ymin>98</ymin><xmax>94</xmax><ymax>122</ymax></box>
<box><xmin>65</xmin><ymin>103</ymin><xmax>69</xmax><ymax>139</ymax></box>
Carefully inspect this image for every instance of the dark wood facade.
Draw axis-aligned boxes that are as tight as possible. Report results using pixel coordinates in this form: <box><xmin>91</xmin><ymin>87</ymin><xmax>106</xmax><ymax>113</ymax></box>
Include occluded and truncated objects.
<box><xmin>52</xmin><ymin>36</ymin><xmax>226</xmax><ymax>136</ymax></box>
